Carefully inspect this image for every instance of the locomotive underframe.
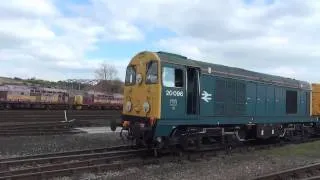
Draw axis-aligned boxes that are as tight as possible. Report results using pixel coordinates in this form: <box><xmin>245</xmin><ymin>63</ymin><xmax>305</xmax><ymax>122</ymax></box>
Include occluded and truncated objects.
<box><xmin>120</xmin><ymin>117</ymin><xmax>320</xmax><ymax>151</ymax></box>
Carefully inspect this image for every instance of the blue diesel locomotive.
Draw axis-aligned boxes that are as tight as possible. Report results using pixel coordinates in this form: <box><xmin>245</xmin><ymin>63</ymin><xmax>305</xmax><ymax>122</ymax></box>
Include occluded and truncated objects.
<box><xmin>117</xmin><ymin>51</ymin><xmax>320</xmax><ymax>150</ymax></box>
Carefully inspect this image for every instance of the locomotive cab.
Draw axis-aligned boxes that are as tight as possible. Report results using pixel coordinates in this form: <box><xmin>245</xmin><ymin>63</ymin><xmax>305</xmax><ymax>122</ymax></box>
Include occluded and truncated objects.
<box><xmin>121</xmin><ymin>51</ymin><xmax>162</xmax><ymax>145</ymax></box>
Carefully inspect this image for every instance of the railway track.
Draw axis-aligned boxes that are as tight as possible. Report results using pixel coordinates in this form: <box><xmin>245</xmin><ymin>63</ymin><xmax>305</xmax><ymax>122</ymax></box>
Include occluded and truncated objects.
<box><xmin>0</xmin><ymin>145</ymin><xmax>135</xmax><ymax>162</ymax></box>
<box><xmin>0</xmin><ymin>121</ymin><xmax>83</xmax><ymax>136</ymax></box>
<box><xmin>0</xmin><ymin>136</ymin><xmax>319</xmax><ymax>179</ymax></box>
<box><xmin>0</xmin><ymin>109</ymin><xmax>122</xmax><ymax>136</ymax></box>
<box><xmin>0</xmin><ymin>145</ymin><xmax>157</xmax><ymax>180</ymax></box>
<box><xmin>0</xmin><ymin>121</ymin><xmax>74</xmax><ymax>130</ymax></box>
<box><xmin>0</xmin><ymin>129</ymin><xmax>84</xmax><ymax>136</ymax></box>
<box><xmin>0</xmin><ymin>109</ymin><xmax>121</xmax><ymax>127</ymax></box>
<box><xmin>252</xmin><ymin>162</ymin><xmax>320</xmax><ymax>180</ymax></box>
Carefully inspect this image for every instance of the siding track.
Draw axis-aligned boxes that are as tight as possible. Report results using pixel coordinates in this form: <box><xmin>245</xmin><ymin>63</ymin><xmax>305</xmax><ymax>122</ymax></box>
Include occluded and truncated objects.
<box><xmin>252</xmin><ymin>162</ymin><xmax>320</xmax><ymax>180</ymax></box>
<box><xmin>0</xmin><ymin>145</ymin><xmax>154</xmax><ymax>180</ymax></box>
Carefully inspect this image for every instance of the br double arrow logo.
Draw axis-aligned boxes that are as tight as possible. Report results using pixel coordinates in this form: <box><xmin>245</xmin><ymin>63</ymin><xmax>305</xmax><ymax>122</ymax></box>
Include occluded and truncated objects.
<box><xmin>201</xmin><ymin>90</ymin><xmax>212</xmax><ymax>103</ymax></box>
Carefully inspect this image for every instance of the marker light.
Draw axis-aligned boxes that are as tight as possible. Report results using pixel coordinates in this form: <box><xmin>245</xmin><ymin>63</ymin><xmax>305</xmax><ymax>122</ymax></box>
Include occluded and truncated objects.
<box><xmin>143</xmin><ymin>101</ymin><xmax>150</xmax><ymax>113</ymax></box>
<box><xmin>126</xmin><ymin>101</ymin><xmax>132</xmax><ymax>112</ymax></box>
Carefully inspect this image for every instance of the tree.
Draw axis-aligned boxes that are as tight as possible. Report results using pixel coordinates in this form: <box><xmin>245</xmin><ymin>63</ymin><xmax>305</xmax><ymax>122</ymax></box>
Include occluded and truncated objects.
<box><xmin>110</xmin><ymin>79</ymin><xmax>124</xmax><ymax>93</ymax></box>
<box><xmin>95</xmin><ymin>62</ymin><xmax>118</xmax><ymax>81</ymax></box>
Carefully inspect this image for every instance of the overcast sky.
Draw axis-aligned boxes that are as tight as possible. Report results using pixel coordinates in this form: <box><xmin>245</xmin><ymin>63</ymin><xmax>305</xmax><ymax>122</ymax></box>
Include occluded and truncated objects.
<box><xmin>0</xmin><ymin>0</ymin><xmax>320</xmax><ymax>83</ymax></box>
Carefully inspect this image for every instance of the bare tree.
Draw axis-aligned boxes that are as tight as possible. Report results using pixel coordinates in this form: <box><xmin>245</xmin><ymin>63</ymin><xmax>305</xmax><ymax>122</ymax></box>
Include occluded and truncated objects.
<box><xmin>95</xmin><ymin>62</ymin><xmax>118</xmax><ymax>81</ymax></box>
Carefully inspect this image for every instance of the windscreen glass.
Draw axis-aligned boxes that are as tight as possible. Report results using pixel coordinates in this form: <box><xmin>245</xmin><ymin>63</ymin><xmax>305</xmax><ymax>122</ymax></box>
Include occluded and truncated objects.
<box><xmin>125</xmin><ymin>66</ymin><xmax>136</xmax><ymax>85</ymax></box>
<box><xmin>146</xmin><ymin>61</ymin><xmax>158</xmax><ymax>84</ymax></box>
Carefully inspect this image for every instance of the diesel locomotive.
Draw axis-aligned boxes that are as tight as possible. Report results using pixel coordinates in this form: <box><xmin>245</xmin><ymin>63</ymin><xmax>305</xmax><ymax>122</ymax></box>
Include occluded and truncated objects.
<box><xmin>117</xmin><ymin>51</ymin><xmax>320</xmax><ymax>150</ymax></box>
<box><xmin>0</xmin><ymin>84</ymin><xmax>123</xmax><ymax>110</ymax></box>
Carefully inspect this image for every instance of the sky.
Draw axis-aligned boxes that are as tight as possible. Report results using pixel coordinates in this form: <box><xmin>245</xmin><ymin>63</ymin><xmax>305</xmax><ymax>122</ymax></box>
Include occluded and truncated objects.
<box><xmin>0</xmin><ymin>0</ymin><xmax>320</xmax><ymax>83</ymax></box>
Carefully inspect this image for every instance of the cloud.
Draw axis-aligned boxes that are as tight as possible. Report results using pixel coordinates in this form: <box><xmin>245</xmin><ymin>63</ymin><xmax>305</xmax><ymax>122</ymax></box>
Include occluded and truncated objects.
<box><xmin>146</xmin><ymin>0</ymin><xmax>320</xmax><ymax>82</ymax></box>
<box><xmin>0</xmin><ymin>0</ymin><xmax>141</xmax><ymax>81</ymax></box>
<box><xmin>1</xmin><ymin>0</ymin><xmax>320</xmax><ymax>84</ymax></box>
<box><xmin>0</xmin><ymin>0</ymin><xmax>59</xmax><ymax>18</ymax></box>
<box><xmin>84</xmin><ymin>0</ymin><xmax>320</xmax><ymax>82</ymax></box>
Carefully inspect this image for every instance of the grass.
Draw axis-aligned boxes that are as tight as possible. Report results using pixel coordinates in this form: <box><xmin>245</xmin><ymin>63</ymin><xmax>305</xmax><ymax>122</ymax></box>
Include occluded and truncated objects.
<box><xmin>258</xmin><ymin>140</ymin><xmax>320</xmax><ymax>158</ymax></box>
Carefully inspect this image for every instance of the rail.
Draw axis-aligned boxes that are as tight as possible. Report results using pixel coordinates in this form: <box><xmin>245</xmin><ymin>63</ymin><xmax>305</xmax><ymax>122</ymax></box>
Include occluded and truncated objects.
<box><xmin>0</xmin><ymin>145</ymin><xmax>153</xmax><ymax>180</ymax></box>
<box><xmin>0</xmin><ymin>145</ymin><xmax>134</xmax><ymax>162</ymax></box>
<box><xmin>252</xmin><ymin>162</ymin><xmax>320</xmax><ymax>180</ymax></box>
<box><xmin>0</xmin><ymin>109</ymin><xmax>121</xmax><ymax>128</ymax></box>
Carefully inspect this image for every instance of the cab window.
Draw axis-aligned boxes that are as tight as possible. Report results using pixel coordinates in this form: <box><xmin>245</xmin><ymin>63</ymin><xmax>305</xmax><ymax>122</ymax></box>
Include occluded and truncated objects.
<box><xmin>125</xmin><ymin>65</ymin><xmax>136</xmax><ymax>85</ymax></box>
<box><xmin>146</xmin><ymin>61</ymin><xmax>158</xmax><ymax>84</ymax></box>
<box><xmin>162</xmin><ymin>67</ymin><xmax>183</xmax><ymax>88</ymax></box>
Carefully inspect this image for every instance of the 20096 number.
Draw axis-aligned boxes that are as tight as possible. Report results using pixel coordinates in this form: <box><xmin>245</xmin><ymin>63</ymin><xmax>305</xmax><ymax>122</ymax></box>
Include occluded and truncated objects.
<box><xmin>166</xmin><ymin>90</ymin><xmax>183</xmax><ymax>97</ymax></box>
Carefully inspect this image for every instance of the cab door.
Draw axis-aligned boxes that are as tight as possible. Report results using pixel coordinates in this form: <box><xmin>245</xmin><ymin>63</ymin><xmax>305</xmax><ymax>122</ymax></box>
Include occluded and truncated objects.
<box><xmin>186</xmin><ymin>67</ymin><xmax>200</xmax><ymax>119</ymax></box>
<box><xmin>161</xmin><ymin>64</ymin><xmax>186</xmax><ymax>120</ymax></box>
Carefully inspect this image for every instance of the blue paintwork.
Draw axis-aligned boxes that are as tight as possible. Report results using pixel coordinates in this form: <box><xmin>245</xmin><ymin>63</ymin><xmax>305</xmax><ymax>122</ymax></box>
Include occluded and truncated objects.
<box><xmin>152</xmin><ymin>53</ymin><xmax>316</xmax><ymax>138</ymax></box>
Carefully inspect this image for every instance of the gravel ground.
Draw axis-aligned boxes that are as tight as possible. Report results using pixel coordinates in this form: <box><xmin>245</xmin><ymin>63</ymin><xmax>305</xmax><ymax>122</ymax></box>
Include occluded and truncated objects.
<box><xmin>2</xmin><ymin>133</ymin><xmax>320</xmax><ymax>180</ymax></box>
<box><xmin>0</xmin><ymin>131</ymin><xmax>126</xmax><ymax>159</ymax></box>
<box><xmin>51</xmin><ymin>141</ymin><xmax>320</xmax><ymax>180</ymax></box>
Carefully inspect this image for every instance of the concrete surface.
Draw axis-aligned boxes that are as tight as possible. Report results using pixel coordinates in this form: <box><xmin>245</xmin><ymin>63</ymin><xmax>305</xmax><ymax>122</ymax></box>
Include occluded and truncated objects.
<box><xmin>75</xmin><ymin>126</ymin><xmax>122</xmax><ymax>134</ymax></box>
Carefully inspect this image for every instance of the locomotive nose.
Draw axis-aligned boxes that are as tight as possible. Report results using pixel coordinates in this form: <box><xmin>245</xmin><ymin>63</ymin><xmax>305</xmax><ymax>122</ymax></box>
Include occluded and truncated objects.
<box><xmin>120</xmin><ymin>52</ymin><xmax>161</xmax><ymax>146</ymax></box>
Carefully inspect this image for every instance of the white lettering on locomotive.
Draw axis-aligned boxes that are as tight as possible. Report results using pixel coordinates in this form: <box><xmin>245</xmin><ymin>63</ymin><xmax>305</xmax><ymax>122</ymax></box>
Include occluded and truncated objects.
<box><xmin>165</xmin><ymin>90</ymin><xmax>183</xmax><ymax>97</ymax></box>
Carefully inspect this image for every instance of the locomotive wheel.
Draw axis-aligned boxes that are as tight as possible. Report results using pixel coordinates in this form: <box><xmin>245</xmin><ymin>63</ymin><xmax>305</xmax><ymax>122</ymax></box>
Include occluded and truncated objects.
<box><xmin>179</xmin><ymin>134</ymin><xmax>200</xmax><ymax>151</ymax></box>
<box><xmin>237</xmin><ymin>128</ymin><xmax>247</xmax><ymax>141</ymax></box>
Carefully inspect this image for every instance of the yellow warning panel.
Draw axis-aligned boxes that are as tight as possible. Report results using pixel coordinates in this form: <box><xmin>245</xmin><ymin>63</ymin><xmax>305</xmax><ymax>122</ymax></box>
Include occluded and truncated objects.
<box><xmin>312</xmin><ymin>83</ymin><xmax>320</xmax><ymax>116</ymax></box>
<box><xmin>312</xmin><ymin>83</ymin><xmax>320</xmax><ymax>92</ymax></box>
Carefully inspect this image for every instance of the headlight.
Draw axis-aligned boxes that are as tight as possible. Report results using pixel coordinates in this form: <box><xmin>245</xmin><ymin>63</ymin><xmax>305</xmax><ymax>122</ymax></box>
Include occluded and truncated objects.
<box><xmin>136</xmin><ymin>74</ymin><xmax>142</xmax><ymax>84</ymax></box>
<box><xmin>126</xmin><ymin>101</ymin><xmax>132</xmax><ymax>112</ymax></box>
<box><xmin>143</xmin><ymin>101</ymin><xmax>150</xmax><ymax>113</ymax></box>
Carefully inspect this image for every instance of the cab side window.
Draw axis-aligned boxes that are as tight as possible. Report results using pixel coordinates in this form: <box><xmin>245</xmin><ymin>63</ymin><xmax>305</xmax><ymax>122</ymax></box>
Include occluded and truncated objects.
<box><xmin>162</xmin><ymin>67</ymin><xmax>183</xmax><ymax>88</ymax></box>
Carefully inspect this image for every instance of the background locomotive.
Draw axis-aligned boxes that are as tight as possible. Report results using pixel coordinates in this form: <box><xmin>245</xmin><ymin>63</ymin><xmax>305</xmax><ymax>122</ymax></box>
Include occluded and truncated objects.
<box><xmin>0</xmin><ymin>84</ymin><xmax>123</xmax><ymax>110</ymax></box>
<box><xmin>118</xmin><ymin>51</ymin><xmax>320</xmax><ymax>150</ymax></box>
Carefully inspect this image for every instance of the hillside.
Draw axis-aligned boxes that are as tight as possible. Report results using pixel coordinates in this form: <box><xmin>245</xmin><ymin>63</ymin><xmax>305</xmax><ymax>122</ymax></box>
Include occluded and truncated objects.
<box><xmin>0</xmin><ymin>77</ymin><xmax>25</xmax><ymax>85</ymax></box>
<box><xmin>0</xmin><ymin>77</ymin><xmax>124</xmax><ymax>94</ymax></box>
<box><xmin>86</xmin><ymin>80</ymin><xmax>124</xmax><ymax>93</ymax></box>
